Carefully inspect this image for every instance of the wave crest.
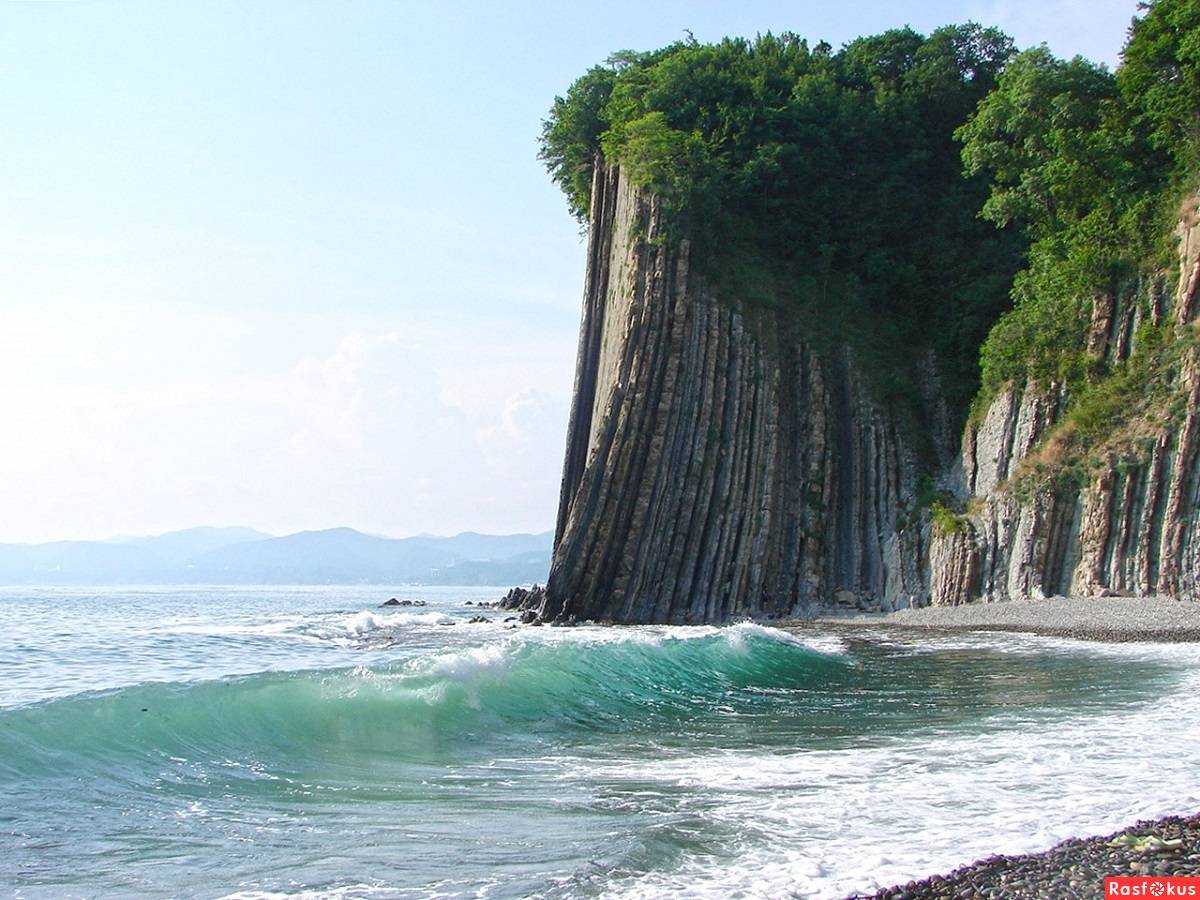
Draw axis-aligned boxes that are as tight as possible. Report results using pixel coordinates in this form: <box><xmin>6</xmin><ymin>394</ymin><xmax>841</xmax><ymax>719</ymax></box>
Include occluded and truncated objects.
<box><xmin>0</xmin><ymin>625</ymin><xmax>845</xmax><ymax>777</ymax></box>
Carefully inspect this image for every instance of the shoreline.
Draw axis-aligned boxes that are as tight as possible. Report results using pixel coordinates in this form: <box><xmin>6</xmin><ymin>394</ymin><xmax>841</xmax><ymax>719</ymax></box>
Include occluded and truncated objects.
<box><xmin>779</xmin><ymin>595</ymin><xmax>1200</xmax><ymax>643</ymax></box>
<box><xmin>852</xmin><ymin>812</ymin><xmax>1200</xmax><ymax>899</ymax></box>
<box><xmin>775</xmin><ymin>599</ymin><xmax>1200</xmax><ymax>895</ymax></box>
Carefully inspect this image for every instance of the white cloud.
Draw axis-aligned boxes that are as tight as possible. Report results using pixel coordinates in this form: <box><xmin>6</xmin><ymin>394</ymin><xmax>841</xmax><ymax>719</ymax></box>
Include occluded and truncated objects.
<box><xmin>0</xmin><ymin>302</ymin><xmax>572</xmax><ymax>542</ymax></box>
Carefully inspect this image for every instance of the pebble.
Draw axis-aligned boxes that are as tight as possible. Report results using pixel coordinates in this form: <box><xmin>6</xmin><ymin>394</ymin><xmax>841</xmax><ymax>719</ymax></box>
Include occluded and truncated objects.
<box><xmin>850</xmin><ymin>813</ymin><xmax>1200</xmax><ymax>899</ymax></box>
<box><xmin>804</xmin><ymin>596</ymin><xmax>1200</xmax><ymax>643</ymax></box>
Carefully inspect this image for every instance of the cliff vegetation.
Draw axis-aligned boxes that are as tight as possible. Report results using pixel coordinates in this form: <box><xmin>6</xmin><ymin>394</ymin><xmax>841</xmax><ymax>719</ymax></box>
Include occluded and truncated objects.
<box><xmin>534</xmin><ymin>0</ymin><xmax>1200</xmax><ymax>620</ymax></box>
<box><xmin>956</xmin><ymin>0</ymin><xmax>1200</xmax><ymax>494</ymax></box>
<box><xmin>540</xmin><ymin>1</ymin><xmax>1200</xmax><ymax>455</ymax></box>
<box><xmin>539</xmin><ymin>26</ymin><xmax>1027</xmax><ymax>427</ymax></box>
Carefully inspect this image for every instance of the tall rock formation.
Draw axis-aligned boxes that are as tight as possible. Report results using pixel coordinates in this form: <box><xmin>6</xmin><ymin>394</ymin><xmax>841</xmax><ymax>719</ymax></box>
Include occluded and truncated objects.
<box><xmin>535</xmin><ymin>165</ymin><xmax>1200</xmax><ymax>624</ymax></box>
<box><xmin>540</xmin><ymin>165</ymin><xmax>935</xmax><ymax>623</ymax></box>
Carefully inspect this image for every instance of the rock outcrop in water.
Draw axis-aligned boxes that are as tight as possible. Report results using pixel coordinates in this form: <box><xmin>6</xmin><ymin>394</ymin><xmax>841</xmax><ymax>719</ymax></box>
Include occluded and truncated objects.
<box><xmin>532</xmin><ymin>163</ymin><xmax>1200</xmax><ymax>624</ymax></box>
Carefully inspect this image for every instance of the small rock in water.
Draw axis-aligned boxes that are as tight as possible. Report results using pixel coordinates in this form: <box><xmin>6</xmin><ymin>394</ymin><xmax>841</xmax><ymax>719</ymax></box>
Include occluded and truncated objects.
<box><xmin>498</xmin><ymin>584</ymin><xmax>547</xmax><ymax>611</ymax></box>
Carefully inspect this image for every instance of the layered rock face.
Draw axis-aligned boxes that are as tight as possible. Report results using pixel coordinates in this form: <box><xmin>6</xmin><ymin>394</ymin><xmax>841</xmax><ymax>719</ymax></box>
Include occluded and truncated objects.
<box><xmin>932</xmin><ymin>238</ymin><xmax>1200</xmax><ymax>605</ymax></box>
<box><xmin>538</xmin><ymin>166</ymin><xmax>1200</xmax><ymax>623</ymax></box>
<box><xmin>540</xmin><ymin>166</ymin><xmax>935</xmax><ymax>623</ymax></box>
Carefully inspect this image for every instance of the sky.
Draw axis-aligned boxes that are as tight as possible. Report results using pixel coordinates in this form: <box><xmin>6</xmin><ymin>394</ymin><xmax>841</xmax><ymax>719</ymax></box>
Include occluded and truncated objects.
<box><xmin>0</xmin><ymin>0</ymin><xmax>1141</xmax><ymax>543</ymax></box>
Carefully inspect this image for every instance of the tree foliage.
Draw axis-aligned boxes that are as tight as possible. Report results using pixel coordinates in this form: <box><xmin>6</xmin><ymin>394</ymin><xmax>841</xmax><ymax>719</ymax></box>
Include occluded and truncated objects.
<box><xmin>959</xmin><ymin>1</ymin><xmax>1192</xmax><ymax>402</ymax></box>
<box><xmin>1120</xmin><ymin>0</ymin><xmax>1200</xmax><ymax>161</ymax></box>
<box><xmin>957</xmin><ymin>49</ymin><xmax>1121</xmax><ymax>236</ymax></box>
<box><xmin>539</xmin><ymin>3</ymin><xmax>1200</xmax><ymax>430</ymax></box>
<box><xmin>539</xmin><ymin>25</ymin><xmax>1024</xmax><ymax>422</ymax></box>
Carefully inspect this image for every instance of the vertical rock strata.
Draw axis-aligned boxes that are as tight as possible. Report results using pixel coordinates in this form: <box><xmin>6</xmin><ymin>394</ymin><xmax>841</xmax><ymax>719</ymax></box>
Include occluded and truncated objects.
<box><xmin>541</xmin><ymin>166</ymin><xmax>1200</xmax><ymax>622</ymax></box>
<box><xmin>930</xmin><ymin>207</ymin><xmax>1200</xmax><ymax>606</ymax></box>
<box><xmin>542</xmin><ymin>166</ymin><xmax>927</xmax><ymax>623</ymax></box>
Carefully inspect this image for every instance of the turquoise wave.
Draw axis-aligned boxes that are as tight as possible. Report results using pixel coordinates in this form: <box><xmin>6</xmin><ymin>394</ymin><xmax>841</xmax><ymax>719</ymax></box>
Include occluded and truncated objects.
<box><xmin>0</xmin><ymin>626</ymin><xmax>847</xmax><ymax>779</ymax></box>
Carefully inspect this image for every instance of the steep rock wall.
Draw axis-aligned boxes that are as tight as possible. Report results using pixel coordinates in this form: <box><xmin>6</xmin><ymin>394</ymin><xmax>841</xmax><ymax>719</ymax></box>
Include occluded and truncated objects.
<box><xmin>930</xmin><ymin>201</ymin><xmax>1200</xmax><ymax>605</ymax></box>
<box><xmin>540</xmin><ymin>168</ymin><xmax>1200</xmax><ymax>622</ymax></box>
<box><xmin>541</xmin><ymin>166</ymin><xmax>934</xmax><ymax>623</ymax></box>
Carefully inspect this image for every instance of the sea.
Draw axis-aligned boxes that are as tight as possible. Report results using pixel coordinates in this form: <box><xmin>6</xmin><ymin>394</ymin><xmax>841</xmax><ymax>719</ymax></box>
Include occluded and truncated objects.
<box><xmin>1</xmin><ymin>585</ymin><xmax>1198</xmax><ymax>899</ymax></box>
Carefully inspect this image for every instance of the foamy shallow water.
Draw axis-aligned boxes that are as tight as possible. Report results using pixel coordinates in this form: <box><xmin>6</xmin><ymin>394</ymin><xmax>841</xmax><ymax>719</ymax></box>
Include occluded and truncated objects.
<box><xmin>1</xmin><ymin>587</ymin><xmax>1196</xmax><ymax>899</ymax></box>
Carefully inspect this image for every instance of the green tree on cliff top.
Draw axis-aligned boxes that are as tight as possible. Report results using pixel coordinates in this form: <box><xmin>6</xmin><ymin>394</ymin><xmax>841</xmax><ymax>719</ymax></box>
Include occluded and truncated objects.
<box><xmin>540</xmin><ymin>24</ymin><xmax>1022</xmax><ymax>423</ymax></box>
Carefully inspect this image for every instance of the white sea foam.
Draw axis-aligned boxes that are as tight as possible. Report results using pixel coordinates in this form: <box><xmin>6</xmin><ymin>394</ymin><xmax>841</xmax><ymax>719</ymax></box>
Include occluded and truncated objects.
<box><xmin>218</xmin><ymin>885</ymin><xmax>394</xmax><ymax>900</ymax></box>
<box><xmin>864</xmin><ymin>627</ymin><xmax>1200</xmax><ymax>659</ymax></box>
<box><xmin>553</xmin><ymin>646</ymin><xmax>1200</xmax><ymax>900</ymax></box>
<box><xmin>165</xmin><ymin>608</ymin><xmax>468</xmax><ymax>645</ymax></box>
<box><xmin>410</xmin><ymin>641</ymin><xmax>514</xmax><ymax>680</ymax></box>
<box><xmin>723</xmin><ymin>620</ymin><xmax>849</xmax><ymax>656</ymax></box>
<box><xmin>503</xmin><ymin>619</ymin><xmax>849</xmax><ymax>658</ymax></box>
<box><xmin>165</xmin><ymin>605</ymin><xmax>848</xmax><ymax>660</ymax></box>
<box><xmin>309</xmin><ymin>609</ymin><xmax>462</xmax><ymax>637</ymax></box>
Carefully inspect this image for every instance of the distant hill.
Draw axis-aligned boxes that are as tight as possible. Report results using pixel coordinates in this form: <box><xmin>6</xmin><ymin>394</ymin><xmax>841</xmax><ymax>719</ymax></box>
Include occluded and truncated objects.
<box><xmin>0</xmin><ymin>527</ymin><xmax>551</xmax><ymax>585</ymax></box>
<box><xmin>112</xmin><ymin>526</ymin><xmax>273</xmax><ymax>563</ymax></box>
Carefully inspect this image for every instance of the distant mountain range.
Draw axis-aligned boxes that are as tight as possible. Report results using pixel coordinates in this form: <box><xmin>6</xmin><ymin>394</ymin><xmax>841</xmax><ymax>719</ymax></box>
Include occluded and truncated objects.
<box><xmin>0</xmin><ymin>526</ymin><xmax>552</xmax><ymax>585</ymax></box>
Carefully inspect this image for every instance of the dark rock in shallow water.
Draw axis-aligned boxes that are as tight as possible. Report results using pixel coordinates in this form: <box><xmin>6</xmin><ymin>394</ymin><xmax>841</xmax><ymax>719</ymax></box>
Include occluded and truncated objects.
<box><xmin>519</xmin><ymin>609</ymin><xmax>540</xmax><ymax>624</ymax></box>
<box><xmin>466</xmin><ymin>615</ymin><xmax>489</xmax><ymax>624</ymax></box>
<box><xmin>499</xmin><ymin>584</ymin><xmax>547</xmax><ymax>611</ymax></box>
<box><xmin>379</xmin><ymin>598</ymin><xmax>426</xmax><ymax>608</ymax></box>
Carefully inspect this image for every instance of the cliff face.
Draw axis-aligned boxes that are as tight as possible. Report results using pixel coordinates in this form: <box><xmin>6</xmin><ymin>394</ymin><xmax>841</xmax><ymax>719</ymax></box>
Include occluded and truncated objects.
<box><xmin>931</xmin><ymin>215</ymin><xmax>1200</xmax><ymax>605</ymax></box>
<box><xmin>541</xmin><ymin>165</ymin><xmax>938</xmax><ymax>623</ymax></box>
<box><xmin>539</xmin><ymin>166</ymin><xmax>1200</xmax><ymax>623</ymax></box>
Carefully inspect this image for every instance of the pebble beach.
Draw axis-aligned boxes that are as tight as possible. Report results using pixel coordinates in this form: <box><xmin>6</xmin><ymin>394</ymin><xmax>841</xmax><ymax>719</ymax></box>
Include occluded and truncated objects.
<box><xmin>800</xmin><ymin>595</ymin><xmax>1200</xmax><ymax>642</ymax></box>
<box><xmin>855</xmin><ymin>813</ymin><xmax>1200</xmax><ymax>899</ymax></box>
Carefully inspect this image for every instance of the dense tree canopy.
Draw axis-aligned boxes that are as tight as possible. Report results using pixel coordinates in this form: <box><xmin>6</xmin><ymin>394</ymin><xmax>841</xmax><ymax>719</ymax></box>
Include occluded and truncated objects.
<box><xmin>958</xmin><ymin>0</ymin><xmax>1194</xmax><ymax>400</ymax></box>
<box><xmin>540</xmin><ymin>25</ymin><xmax>1024</xmax><ymax>422</ymax></box>
<box><xmin>540</xmin><ymin>2</ymin><xmax>1200</xmax><ymax>429</ymax></box>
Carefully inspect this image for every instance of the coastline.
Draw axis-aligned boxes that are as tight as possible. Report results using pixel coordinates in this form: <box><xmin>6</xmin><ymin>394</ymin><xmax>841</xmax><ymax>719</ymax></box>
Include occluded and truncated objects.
<box><xmin>853</xmin><ymin>813</ymin><xmax>1200</xmax><ymax>899</ymax></box>
<box><xmin>778</xmin><ymin>598</ymin><xmax>1200</xmax><ymax>897</ymax></box>
<box><xmin>781</xmin><ymin>596</ymin><xmax>1200</xmax><ymax>643</ymax></box>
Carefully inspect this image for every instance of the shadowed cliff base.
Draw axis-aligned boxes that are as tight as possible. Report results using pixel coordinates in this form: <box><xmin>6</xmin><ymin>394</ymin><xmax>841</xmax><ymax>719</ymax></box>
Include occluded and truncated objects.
<box><xmin>853</xmin><ymin>813</ymin><xmax>1200</xmax><ymax>900</ymax></box>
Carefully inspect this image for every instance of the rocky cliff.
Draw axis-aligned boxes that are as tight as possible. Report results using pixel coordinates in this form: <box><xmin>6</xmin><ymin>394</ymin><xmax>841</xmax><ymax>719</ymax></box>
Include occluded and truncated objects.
<box><xmin>931</xmin><ymin>205</ymin><xmax>1200</xmax><ymax>606</ymax></box>
<box><xmin>539</xmin><ymin>165</ymin><xmax>938</xmax><ymax>623</ymax></box>
<box><xmin>534</xmin><ymin>165</ymin><xmax>1200</xmax><ymax>624</ymax></box>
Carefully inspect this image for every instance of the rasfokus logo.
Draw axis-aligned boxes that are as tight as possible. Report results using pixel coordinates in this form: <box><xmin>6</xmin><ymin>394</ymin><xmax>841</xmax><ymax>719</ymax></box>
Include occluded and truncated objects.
<box><xmin>1106</xmin><ymin>877</ymin><xmax>1200</xmax><ymax>897</ymax></box>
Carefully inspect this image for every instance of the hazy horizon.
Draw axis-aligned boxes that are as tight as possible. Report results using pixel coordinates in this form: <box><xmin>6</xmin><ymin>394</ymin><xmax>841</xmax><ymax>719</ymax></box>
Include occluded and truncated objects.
<box><xmin>1</xmin><ymin>0</ymin><xmax>1140</xmax><ymax>543</ymax></box>
<box><xmin>0</xmin><ymin>523</ymin><xmax>553</xmax><ymax>547</ymax></box>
